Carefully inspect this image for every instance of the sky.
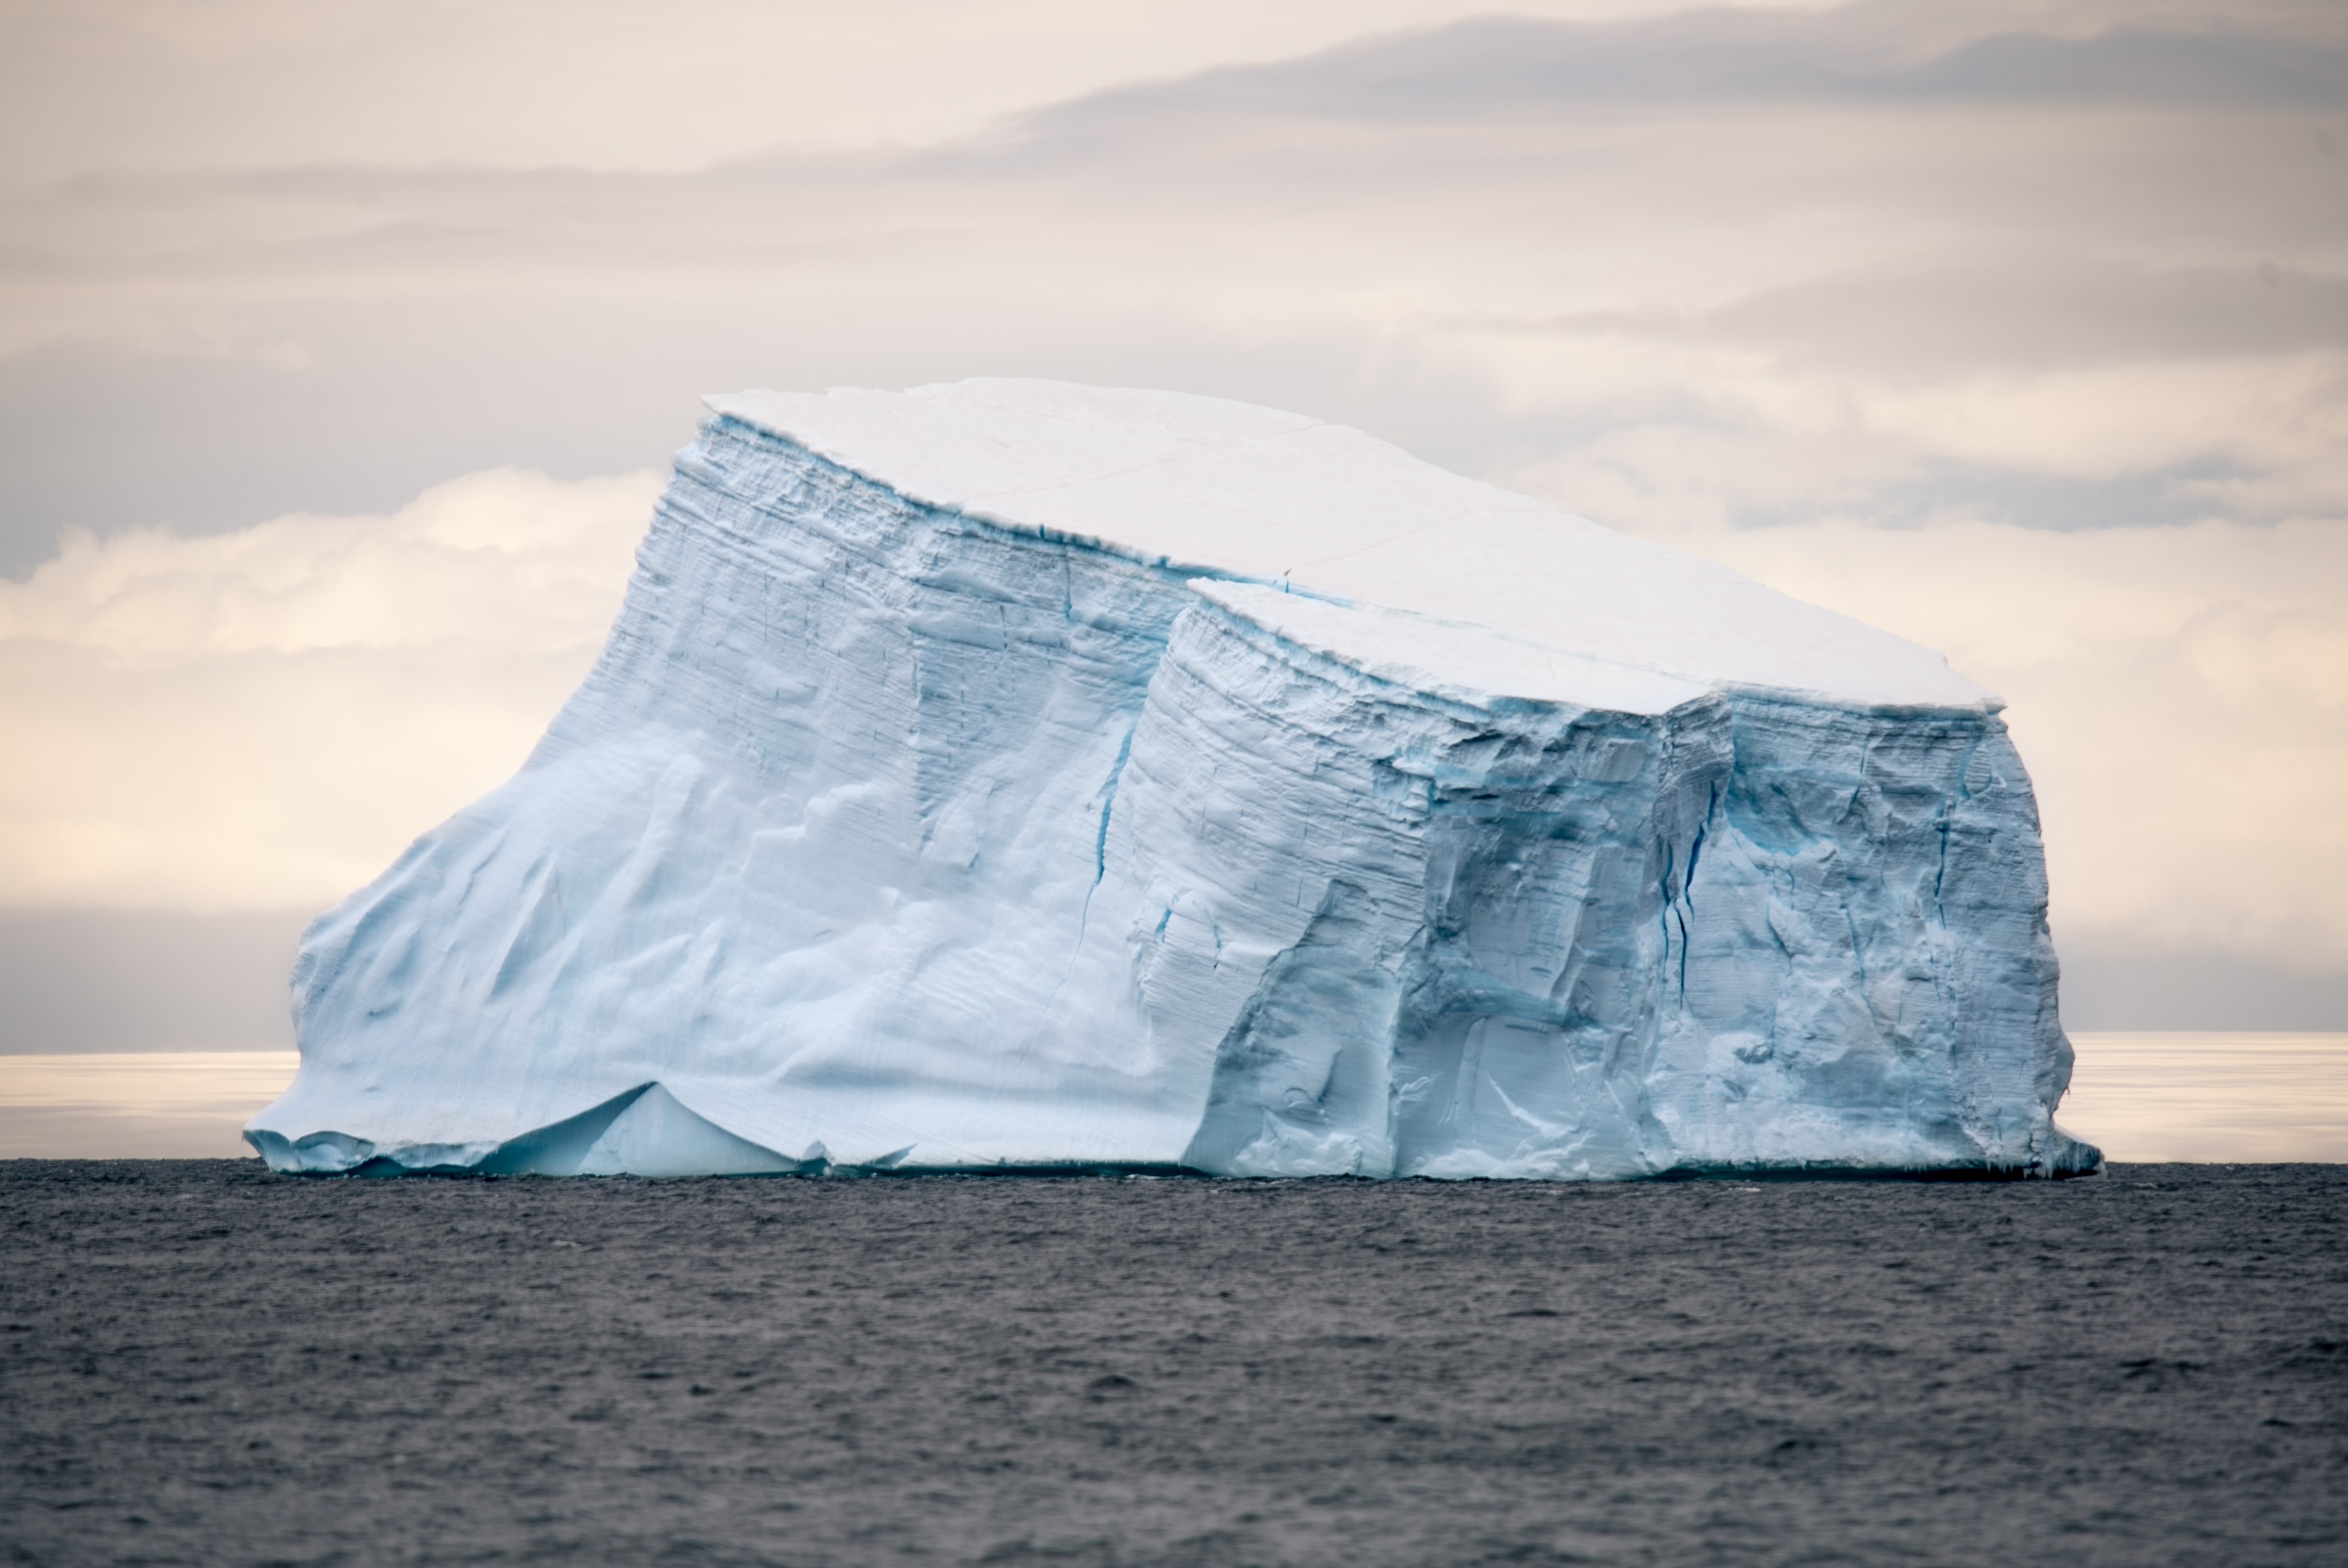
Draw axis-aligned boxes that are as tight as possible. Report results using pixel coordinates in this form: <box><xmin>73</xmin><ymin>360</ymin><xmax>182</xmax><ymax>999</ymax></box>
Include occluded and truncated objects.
<box><xmin>1</xmin><ymin>0</ymin><xmax>2344</xmax><ymax>1046</ymax></box>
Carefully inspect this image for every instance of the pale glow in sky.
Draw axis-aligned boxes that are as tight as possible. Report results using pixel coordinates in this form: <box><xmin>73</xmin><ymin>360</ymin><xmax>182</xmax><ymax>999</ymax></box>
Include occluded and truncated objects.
<box><xmin>0</xmin><ymin>470</ymin><xmax>657</xmax><ymax>909</ymax></box>
<box><xmin>1683</xmin><ymin>518</ymin><xmax>2348</xmax><ymax>967</ymax></box>
<box><xmin>1</xmin><ymin>0</ymin><xmax>2343</xmax><ymax>1025</ymax></box>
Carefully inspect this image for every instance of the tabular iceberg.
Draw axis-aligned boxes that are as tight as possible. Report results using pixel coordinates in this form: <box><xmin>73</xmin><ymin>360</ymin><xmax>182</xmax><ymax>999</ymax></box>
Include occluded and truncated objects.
<box><xmin>247</xmin><ymin>380</ymin><xmax>2098</xmax><ymax>1179</ymax></box>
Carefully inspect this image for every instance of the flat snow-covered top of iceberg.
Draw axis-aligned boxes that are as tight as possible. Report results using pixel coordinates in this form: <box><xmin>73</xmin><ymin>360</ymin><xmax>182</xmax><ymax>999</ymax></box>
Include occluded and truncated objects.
<box><xmin>705</xmin><ymin>379</ymin><xmax>1994</xmax><ymax>711</ymax></box>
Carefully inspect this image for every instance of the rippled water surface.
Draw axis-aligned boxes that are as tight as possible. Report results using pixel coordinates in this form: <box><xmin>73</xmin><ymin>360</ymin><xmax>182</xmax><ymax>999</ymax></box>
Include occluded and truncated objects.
<box><xmin>3</xmin><ymin>1162</ymin><xmax>2343</xmax><ymax>1566</ymax></box>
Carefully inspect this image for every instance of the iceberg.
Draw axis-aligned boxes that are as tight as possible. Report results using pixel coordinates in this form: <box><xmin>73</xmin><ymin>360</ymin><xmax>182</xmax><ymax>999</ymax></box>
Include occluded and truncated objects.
<box><xmin>247</xmin><ymin>379</ymin><xmax>2098</xmax><ymax>1179</ymax></box>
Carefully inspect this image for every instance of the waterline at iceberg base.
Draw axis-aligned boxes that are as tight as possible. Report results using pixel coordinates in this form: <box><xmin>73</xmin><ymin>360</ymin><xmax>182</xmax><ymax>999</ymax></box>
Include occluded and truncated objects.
<box><xmin>247</xmin><ymin>381</ymin><xmax>2099</xmax><ymax>1181</ymax></box>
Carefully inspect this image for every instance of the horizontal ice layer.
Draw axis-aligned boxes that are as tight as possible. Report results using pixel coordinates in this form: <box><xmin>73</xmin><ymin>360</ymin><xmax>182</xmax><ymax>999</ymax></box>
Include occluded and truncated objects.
<box><xmin>248</xmin><ymin>381</ymin><xmax>2096</xmax><ymax>1179</ymax></box>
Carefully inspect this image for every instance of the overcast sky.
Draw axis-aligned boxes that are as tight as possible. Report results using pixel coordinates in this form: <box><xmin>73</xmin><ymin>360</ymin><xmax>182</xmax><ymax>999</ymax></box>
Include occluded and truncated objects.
<box><xmin>1</xmin><ymin>0</ymin><xmax>2343</xmax><ymax>1039</ymax></box>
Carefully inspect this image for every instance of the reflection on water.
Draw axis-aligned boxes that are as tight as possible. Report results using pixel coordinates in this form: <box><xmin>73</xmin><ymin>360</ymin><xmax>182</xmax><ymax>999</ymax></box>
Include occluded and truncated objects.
<box><xmin>1</xmin><ymin>1037</ymin><xmax>2342</xmax><ymax>1163</ymax></box>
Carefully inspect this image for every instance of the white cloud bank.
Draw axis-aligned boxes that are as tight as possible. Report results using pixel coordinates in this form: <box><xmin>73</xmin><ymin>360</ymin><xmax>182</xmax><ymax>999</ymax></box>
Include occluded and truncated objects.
<box><xmin>0</xmin><ymin>469</ymin><xmax>658</xmax><ymax>909</ymax></box>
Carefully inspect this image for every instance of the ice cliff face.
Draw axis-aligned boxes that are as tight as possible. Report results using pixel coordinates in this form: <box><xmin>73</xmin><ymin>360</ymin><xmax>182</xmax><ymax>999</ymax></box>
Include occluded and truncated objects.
<box><xmin>247</xmin><ymin>381</ymin><xmax>2098</xmax><ymax>1178</ymax></box>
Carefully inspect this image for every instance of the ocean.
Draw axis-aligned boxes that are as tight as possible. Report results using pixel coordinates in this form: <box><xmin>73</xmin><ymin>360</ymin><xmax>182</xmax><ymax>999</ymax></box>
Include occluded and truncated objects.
<box><xmin>2</xmin><ymin>1161</ymin><xmax>2341</xmax><ymax>1566</ymax></box>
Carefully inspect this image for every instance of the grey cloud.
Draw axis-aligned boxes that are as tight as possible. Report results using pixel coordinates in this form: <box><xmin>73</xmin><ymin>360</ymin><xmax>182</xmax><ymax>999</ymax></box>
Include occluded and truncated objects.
<box><xmin>1721</xmin><ymin>259</ymin><xmax>2348</xmax><ymax>371</ymax></box>
<box><xmin>1881</xmin><ymin>26</ymin><xmax>2348</xmax><ymax>107</ymax></box>
<box><xmin>0</xmin><ymin>320</ymin><xmax>701</xmax><ymax>569</ymax></box>
<box><xmin>1022</xmin><ymin>3</ymin><xmax>2348</xmax><ymax>132</ymax></box>
<box><xmin>1489</xmin><ymin>258</ymin><xmax>2348</xmax><ymax>374</ymax></box>
<box><xmin>2058</xmin><ymin>936</ymin><xmax>2348</xmax><ymax>1031</ymax></box>
<box><xmin>3</xmin><ymin>0</ymin><xmax>2345</xmax><ymax>570</ymax></box>
<box><xmin>0</xmin><ymin>909</ymin><xmax>313</xmax><ymax>1053</ymax></box>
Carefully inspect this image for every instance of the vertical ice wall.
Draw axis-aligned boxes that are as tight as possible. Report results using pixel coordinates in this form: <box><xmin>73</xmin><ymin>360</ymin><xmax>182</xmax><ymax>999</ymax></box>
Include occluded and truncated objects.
<box><xmin>1655</xmin><ymin>700</ymin><xmax>2078</xmax><ymax>1171</ymax></box>
<box><xmin>248</xmin><ymin>383</ymin><xmax>2097</xmax><ymax>1178</ymax></box>
<box><xmin>1087</xmin><ymin>589</ymin><xmax>1731</xmax><ymax>1179</ymax></box>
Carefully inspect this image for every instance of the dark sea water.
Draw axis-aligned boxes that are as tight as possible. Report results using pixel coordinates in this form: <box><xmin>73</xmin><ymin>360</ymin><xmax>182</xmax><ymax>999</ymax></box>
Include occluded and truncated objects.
<box><xmin>3</xmin><ymin>1163</ymin><xmax>2342</xmax><ymax>1567</ymax></box>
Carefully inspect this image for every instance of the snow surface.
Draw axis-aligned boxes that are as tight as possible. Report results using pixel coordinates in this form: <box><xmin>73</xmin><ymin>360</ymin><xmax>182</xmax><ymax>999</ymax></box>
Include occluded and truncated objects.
<box><xmin>706</xmin><ymin>381</ymin><xmax>1996</xmax><ymax>712</ymax></box>
<box><xmin>248</xmin><ymin>379</ymin><xmax>2096</xmax><ymax>1179</ymax></box>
